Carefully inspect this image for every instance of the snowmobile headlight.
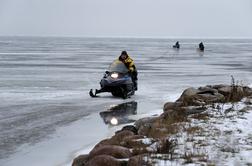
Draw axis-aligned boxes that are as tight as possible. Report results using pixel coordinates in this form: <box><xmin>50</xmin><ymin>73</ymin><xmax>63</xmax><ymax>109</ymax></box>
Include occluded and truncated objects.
<box><xmin>111</xmin><ymin>73</ymin><xmax>119</xmax><ymax>79</ymax></box>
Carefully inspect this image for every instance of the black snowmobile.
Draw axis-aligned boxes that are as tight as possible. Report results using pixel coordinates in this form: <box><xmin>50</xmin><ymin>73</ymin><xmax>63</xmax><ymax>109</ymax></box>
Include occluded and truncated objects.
<box><xmin>89</xmin><ymin>60</ymin><xmax>136</xmax><ymax>99</ymax></box>
<box><xmin>173</xmin><ymin>41</ymin><xmax>180</xmax><ymax>49</ymax></box>
<box><xmin>198</xmin><ymin>42</ymin><xmax>205</xmax><ymax>51</ymax></box>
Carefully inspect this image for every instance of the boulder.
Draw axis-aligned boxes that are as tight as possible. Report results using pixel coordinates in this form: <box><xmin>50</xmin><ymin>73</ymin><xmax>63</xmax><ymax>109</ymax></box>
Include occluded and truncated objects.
<box><xmin>183</xmin><ymin>105</ymin><xmax>207</xmax><ymax>115</ymax></box>
<box><xmin>110</xmin><ymin>130</ymin><xmax>135</xmax><ymax>145</ymax></box>
<box><xmin>195</xmin><ymin>92</ymin><xmax>225</xmax><ymax>104</ymax></box>
<box><xmin>243</xmin><ymin>86</ymin><xmax>252</xmax><ymax>96</ymax></box>
<box><xmin>134</xmin><ymin>117</ymin><xmax>159</xmax><ymax>130</ymax></box>
<box><xmin>93</xmin><ymin>139</ymin><xmax>111</xmax><ymax>150</ymax></box>
<box><xmin>89</xmin><ymin>145</ymin><xmax>131</xmax><ymax>159</ymax></box>
<box><xmin>72</xmin><ymin>154</ymin><xmax>89</xmax><ymax>166</ymax></box>
<box><xmin>176</xmin><ymin>87</ymin><xmax>199</xmax><ymax>103</ymax></box>
<box><xmin>198</xmin><ymin>86</ymin><xmax>218</xmax><ymax>94</ymax></box>
<box><xmin>213</xmin><ymin>84</ymin><xmax>252</xmax><ymax>102</ymax></box>
<box><xmin>93</xmin><ymin>130</ymin><xmax>135</xmax><ymax>149</ymax></box>
<box><xmin>163</xmin><ymin>101</ymin><xmax>183</xmax><ymax>112</ymax></box>
<box><xmin>85</xmin><ymin>155</ymin><xmax>122</xmax><ymax>166</ymax></box>
<box><xmin>120</xmin><ymin>135</ymin><xmax>145</xmax><ymax>148</ymax></box>
<box><xmin>217</xmin><ymin>85</ymin><xmax>244</xmax><ymax>101</ymax></box>
<box><xmin>137</xmin><ymin>123</ymin><xmax>153</xmax><ymax>136</ymax></box>
<box><xmin>116</xmin><ymin>125</ymin><xmax>138</xmax><ymax>135</ymax></box>
<box><xmin>176</xmin><ymin>86</ymin><xmax>226</xmax><ymax>106</ymax></box>
<box><xmin>210</xmin><ymin>84</ymin><xmax>229</xmax><ymax>89</ymax></box>
<box><xmin>218</xmin><ymin>86</ymin><xmax>232</xmax><ymax>97</ymax></box>
<box><xmin>160</xmin><ymin>109</ymin><xmax>186</xmax><ymax>122</ymax></box>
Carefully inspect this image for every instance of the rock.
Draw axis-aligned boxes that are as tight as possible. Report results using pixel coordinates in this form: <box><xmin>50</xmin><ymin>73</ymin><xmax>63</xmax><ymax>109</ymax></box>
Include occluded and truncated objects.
<box><xmin>134</xmin><ymin>117</ymin><xmax>159</xmax><ymax>130</ymax></box>
<box><xmin>210</xmin><ymin>84</ymin><xmax>229</xmax><ymax>89</ymax></box>
<box><xmin>218</xmin><ymin>86</ymin><xmax>232</xmax><ymax>97</ymax></box>
<box><xmin>160</xmin><ymin>109</ymin><xmax>186</xmax><ymax>123</ymax></box>
<box><xmin>222</xmin><ymin>85</ymin><xmax>246</xmax><ymax>102</ymax></box>
<box><xmin>163</xmin><ymin>101</ymin><xmax>183</xmax><ymax>112</ymax></box>
<box><xmin>72</xmin><ymin>154</ymin><xmax>89</xmax><ymax>166</ymax></box>
<box><xmin>196</xmin><ymin>92</ymin><xmax>225</xmax><ymax>104</ymax></box>
<box><xmin>216</xmin><ymin>85</ymin><xmax>252</xmax><ymax>102</ymax></box>
<box><xmin>125</xmin><ymin>137</ymin><xmax>157</xmax><ymax>155</ymax></box>
<box><xmin>89</xmin><ymin>145</ymin><xmax>131</xmax><ymax>159</ymax></box>
<box><xmin>93</xmin><ymin>130</ymin><xmax>135</xmax><ymax>149</ymax></box>
<box><xmin>93</xmin><ymin>139</ymin><xmax>111</xmax><ymax>150</ymax></box>
<box><xmin>85</xmin><ymin>155</ymin><xmax>122</xmax><ymax>166</ymax></box>
<box><xmin>100</xmin><ymin>135</ymin><xmax>154</xmax><ymax>156</ymax></box>
<box><xmin>137</xmin><ymin>123</ymin><xmax>153</xmax><ymax>136</ymax></box>
<box><xmin>176</xmin><ymin>86</ymin><xmax>226</xmax><ymax>106</ymax></box>
<box><xmin>198</xmin><ymin>86</ymin><xmax>218</xmax><ymax>95</ymax></box>
<box><xmin>120</xmin><ymin>135</ymin><xmax>145</xmax><ymax>148</ymax></box>
<box><xmin>183</xmin><ymin>106</ymin><xmax>207</xmax><ymax>115</ymax></box>
<box><xmin>163</xmin><ymin>102</ymin><xmax>175</xmax><ymax>111</ymax></box>
<box><xmin>116</xmin><ymin>125</ymin><xmax>138</xmax><ymax>135</ymax></box>
<box><xmin>110</xmin><ymin>130</ymin><xmax>135</xmax><ymax>145</ymax></box>
<box><xmin>176</xmin><ymin>87</ymin><xmax>200</xmax><ymax>104</ymax></box>
<box><xmin>243</xmin><ymin>86</ymin><xmax>252</xmax><ymax>96</ymax></box>
<box><xmin>93</xmin><ymin>130</ymin><xmax>136</xmax><ymax>149</ymax></box>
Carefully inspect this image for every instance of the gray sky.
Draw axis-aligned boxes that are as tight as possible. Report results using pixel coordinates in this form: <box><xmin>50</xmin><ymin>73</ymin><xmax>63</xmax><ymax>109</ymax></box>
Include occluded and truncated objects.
<box><xmin>0</xmin><ymin>0</ymin><xmax>252</xmax><ymax>38</ymax></box>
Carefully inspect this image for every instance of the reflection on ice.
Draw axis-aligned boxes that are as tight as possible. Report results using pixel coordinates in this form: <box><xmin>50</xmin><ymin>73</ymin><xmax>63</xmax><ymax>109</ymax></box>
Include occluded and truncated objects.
<box><xmin>99</xmin><ymin>101</ymin><xmax>137</xmax><ymax>126</ymax></box>
<box><xmin>197</xmin><ymin>49</ymin><xmax>204</xmax><ymax>56</ymax></box>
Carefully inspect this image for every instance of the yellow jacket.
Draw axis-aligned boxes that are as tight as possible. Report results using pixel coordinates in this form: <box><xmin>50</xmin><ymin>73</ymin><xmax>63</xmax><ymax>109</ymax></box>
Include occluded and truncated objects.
<box><xmin>119</xmin><ymin>55</ymin><xmax>136</xmax><ymax>72</ymax></box>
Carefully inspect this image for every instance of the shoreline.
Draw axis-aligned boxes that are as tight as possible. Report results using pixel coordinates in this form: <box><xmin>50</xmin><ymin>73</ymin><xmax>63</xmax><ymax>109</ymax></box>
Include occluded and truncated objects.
<box><xmin>65</xmin><ymin>108</ymin><xmax>164</xmax><ymax>166</ymax></box>
<box><xmin>72</xmin><ymin>84</ymin><xmax>252</xmax><ymax>166</ymax></box>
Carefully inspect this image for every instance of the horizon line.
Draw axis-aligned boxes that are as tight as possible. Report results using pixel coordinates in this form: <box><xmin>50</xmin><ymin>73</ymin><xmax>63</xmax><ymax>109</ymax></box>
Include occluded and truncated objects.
<box><xmin>0</xmin><ymin>34</ymin><xmax>252</xmax><ymax>40</ymax></box>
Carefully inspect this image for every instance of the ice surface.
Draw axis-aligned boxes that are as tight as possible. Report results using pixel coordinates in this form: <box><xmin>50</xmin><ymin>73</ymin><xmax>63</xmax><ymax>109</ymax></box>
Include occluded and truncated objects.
<box><xmin>0</xmin><ymin>37</ymin><xmax>252</xmax><ymax>166</ymax></box>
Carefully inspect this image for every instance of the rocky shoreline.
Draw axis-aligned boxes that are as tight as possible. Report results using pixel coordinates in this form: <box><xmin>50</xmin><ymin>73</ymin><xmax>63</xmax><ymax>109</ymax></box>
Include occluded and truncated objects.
<box><xmin>72</xmin><ymin>84</ymin><xmax>252</xmax><ymax>166</ymax></box>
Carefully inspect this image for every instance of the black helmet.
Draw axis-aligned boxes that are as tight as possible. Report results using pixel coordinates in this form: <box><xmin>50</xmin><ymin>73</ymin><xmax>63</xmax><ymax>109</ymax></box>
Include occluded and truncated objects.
<box><xmin>121</xmin><ymin>51</ymin><xmax>128</xmax><ymax>56</ymax></box>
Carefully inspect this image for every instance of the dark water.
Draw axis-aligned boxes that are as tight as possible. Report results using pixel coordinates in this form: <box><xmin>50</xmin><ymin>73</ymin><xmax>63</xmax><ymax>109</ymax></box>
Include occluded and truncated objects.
<box><xmin>0</xmin><ymin>36</ymin><xmax>252</xmax><ymax>165</ymax></box>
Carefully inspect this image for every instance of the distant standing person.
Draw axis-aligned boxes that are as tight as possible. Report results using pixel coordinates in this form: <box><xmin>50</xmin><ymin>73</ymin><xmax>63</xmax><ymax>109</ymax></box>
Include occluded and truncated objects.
<box><xmin>199</xmin><ymin>42</ymin><xmax>204</xmax><ymax>51</ymax></box>
<box><xmin>173</xmin><ymin>41</ymin><xmax>180</xmax><ymax>49</ymax></box>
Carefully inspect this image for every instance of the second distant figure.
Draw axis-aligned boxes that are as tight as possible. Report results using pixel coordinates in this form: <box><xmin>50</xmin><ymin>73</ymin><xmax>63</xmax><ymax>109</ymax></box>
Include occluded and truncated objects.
<box><xmin>198</xmin><ymin>42</ymin><xmax>204</xmax><ymax>51</ymax></box>
<box><xmin>173</xmin><ymin>41</ymin><xmax>180</xmax><ymax>49</ymax></box>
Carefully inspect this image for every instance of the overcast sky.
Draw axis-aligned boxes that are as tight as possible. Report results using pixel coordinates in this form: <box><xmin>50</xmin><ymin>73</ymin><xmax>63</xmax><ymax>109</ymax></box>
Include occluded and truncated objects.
<box><xmin>0</xmin><ymin>0</ymin><xmax>252</xmax><ymax>38</ymax></box>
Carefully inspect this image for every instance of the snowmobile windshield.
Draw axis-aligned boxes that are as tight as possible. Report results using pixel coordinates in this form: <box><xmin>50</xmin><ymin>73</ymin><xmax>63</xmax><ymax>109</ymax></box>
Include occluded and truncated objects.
<box><xmin>108</xmin><ymin>60</ymin><xmax>129</xmax><ymax>73</ymax></box>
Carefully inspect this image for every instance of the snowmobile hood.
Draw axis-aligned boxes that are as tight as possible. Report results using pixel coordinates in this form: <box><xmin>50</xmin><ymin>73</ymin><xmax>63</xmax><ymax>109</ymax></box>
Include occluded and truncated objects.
<box><xmin>108</xmin><ymin>60</ymin><xmax>128</xmax><ymax>73</ymax></box>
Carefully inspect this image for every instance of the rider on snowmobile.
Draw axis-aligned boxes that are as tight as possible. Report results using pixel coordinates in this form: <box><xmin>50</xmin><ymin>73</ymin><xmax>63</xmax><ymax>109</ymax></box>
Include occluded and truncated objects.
<box><xmin>118</xmin><ymin>51</ymin><xmax>138</xmax><ymax>90</ymax></box>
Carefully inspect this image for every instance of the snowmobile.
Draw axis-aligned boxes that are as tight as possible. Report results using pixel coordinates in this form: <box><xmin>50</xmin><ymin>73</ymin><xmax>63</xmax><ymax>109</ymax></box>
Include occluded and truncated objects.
<box><xmin>198</xmin><ymin>42</ymin><xmax>204</xmax><ymax>51</ymax></box>
<box><xmin>89</xmin><ymin>60</ymin><xmax>136</xmax><ymax>99</ymax></box>
<box><xmin>173</xmin><ymin>45</ymin><xmax>180</xmax><ymax>49</ymax></box>
<box><xmin>173</xmin><ymin>42</ymin><xmax>180</xmax><ymax>49</ymax></box>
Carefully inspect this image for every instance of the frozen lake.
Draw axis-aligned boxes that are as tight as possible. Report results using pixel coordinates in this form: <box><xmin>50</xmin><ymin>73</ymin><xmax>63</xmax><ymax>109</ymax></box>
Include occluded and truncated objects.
<box><xmin>0</xmin><ymin>37</ymin><xmax>252</xmax><ymax>166</ymax></box>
